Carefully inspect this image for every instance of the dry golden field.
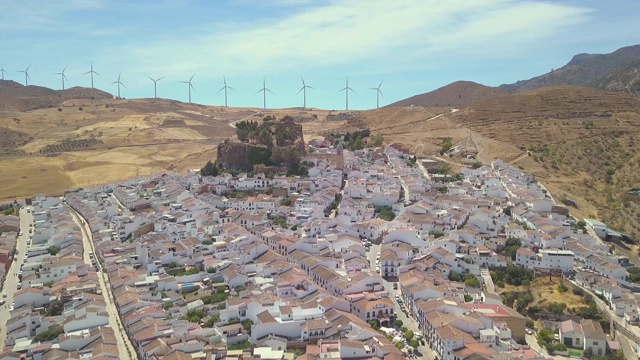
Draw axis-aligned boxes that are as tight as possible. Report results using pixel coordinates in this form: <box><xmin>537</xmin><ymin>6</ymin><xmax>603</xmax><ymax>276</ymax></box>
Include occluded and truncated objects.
<box><xmin>0</xmin><ymin>98</ymin><xmax>343</xmax><ymax>200</ymax></box>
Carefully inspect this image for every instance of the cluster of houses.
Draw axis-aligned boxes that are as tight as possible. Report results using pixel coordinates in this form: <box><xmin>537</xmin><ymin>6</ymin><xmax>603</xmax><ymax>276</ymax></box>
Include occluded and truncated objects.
<box><xmin>0</xmin><ymin>196</ymin><xmax>126</xmax><ymax>358</ymax></box>
<box><xmin>0</xmin><ymin>140</ymin><xmax>637</xmax><ymax>360</ymax></box>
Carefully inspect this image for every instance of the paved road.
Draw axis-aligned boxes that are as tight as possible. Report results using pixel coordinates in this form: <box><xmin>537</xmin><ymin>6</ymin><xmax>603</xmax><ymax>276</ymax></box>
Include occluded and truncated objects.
<box><xmin>0</xmin><ymin>207</ymin><xmax>32</xmax><ymax>350</ymax></box>
<box><xmin>480</xmin><ymin>268</ymin><xmax>498</xmax><ymax>295</ymax></box>
<box><xmin>69</xmin><ymin>206</ymin><xmax>135</xmax><ymax>360</ymax></box>
<box><xmin>367</xmin><ymin>244</ymin><xmax>439</xmax><ymax>359</ymax></box>
<box><xmin>229</xmin><ymin>110</ymin><xmax>261</xmax><ymax>129</ymax></box>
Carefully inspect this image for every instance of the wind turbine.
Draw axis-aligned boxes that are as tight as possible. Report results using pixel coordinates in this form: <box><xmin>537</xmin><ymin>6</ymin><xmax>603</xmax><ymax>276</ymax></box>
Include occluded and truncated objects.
<box><xmin>369</xmin><ymin>80</ymin><xmax>384</xmax><ymax>109</ymax></box>
<box><xmin>0</xmin><ymin>65</ymin><xmax>6</xmax><ymax>80</ymax></box>
<box><xmin>255</xmin><ymin>77</ymin><xmax>274</xmax><ymax>109</ymax></box>
<box><xmin>217</xmin><ymin>76</ymin><xmax>235</xmax><ymax>108</ymax></box>
<box><xmin>339</xmin><ymin>77</ymin><xmax>356</xmax><ymax>111</ymax></box>
<box><xmin>180</xmin><ymin>74</ymin><xmax>195</xmax><ymax>103</ymax></box>
<box><xmin>17</xmin><ymin>65</ymin><xmax>31</xmax><ymax>86</ymax></box>
<box><xmin>55</xmin><ymin>66</ymin><xmax>69</xmax><ymax>90</ymax></box>
<box><xmin>83</xmin><ymin>61</ymin><xmax>100</xmax><ymax>89</ymax></box>
<box><xmin>110</xmin><ymin>72</ymin><xmax>126</xmax><ymax>98</ymax></box>
<box><xmin>147</xmin><ymin>76</ymin><xmax>164</xmax><ymax>98</ymax></box>
<box><xmin>297</xmin><ymin>76</ymin><xmax>314</xmax><ymax>110</ymax></box>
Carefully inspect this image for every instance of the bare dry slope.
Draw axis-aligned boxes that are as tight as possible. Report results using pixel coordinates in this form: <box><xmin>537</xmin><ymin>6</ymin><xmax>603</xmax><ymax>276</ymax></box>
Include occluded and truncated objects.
<box><xmin>353</xmin><ymin>86</ymin><xmax>640</xmax><ymax>241</ymax></box>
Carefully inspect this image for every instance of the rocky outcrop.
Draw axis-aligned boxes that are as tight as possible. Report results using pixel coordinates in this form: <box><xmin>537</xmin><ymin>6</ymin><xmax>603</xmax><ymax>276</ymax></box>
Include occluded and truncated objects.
<box><xmin>217</xmin><ymin>116</ymin><xmax>306</xmax><ymax>171</ymax></box>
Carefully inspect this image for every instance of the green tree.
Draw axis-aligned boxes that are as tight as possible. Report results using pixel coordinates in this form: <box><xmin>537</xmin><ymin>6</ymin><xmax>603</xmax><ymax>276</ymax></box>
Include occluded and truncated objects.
<box><xmin>370</xmin><ymin>134</ymin><xmax>384</xmax><ymax>147</ymax></box>
<box><xmin>33</xmin><ymin>328</ymin><xmax>64</xmax><ymax>342</ymax></box>
<box><xmin>405</xmin><ymin>330</ymin><xmax>414</xmax><ymax>341</ymax></box>
<box><xmin>48</xmin><ymin>246</ymin><xmax>60</xmax><ymax>255</ymax></box>
<box><xmin>200</xmin><ymin>160</ymin><xmax>219</xmax><ymax>177</ymax></box>
<box><xmin>46</xmin><ymin>299</ymin><xmax>64</xmax><ymax>316</ymax></box>
<box><xmin>441</xmin><ymin>137</ymin><xmax>453</xmax><ymax>154</ymax></box>
<box><xmin>546</xmin><ymin>302</ymin><xmax>567</xmax><ymax>315</ymax></box>
<box><xmin>207</xmin><ymin>267</ymin><xmax>217</xmax><ymax>273</ymax></box>
<box><xmin>504</xmin><ymin>238</ymin><xmax>521</xmax><ymax>260</ymax></box>
<box><xmin>410</xmin><ymin>339</ymin><xmax>420</xmax><ymax>348</ymax></box>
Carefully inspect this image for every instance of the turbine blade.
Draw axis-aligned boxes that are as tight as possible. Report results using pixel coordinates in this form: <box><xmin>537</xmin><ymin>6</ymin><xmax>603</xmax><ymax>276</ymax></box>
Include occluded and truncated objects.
<box><xmin>84</xmin><ymin>71</ymin><xmax>91</xmax><ymax>75</ymax></box>
<box><xmin>190</xmin><ymin>74</ymin><xmax>195</xmax><ymax>82</ymax></box>
<box><xmin>267</xmin><ymin>89</ymin><xmax>274</xmax><ymax>95</ymax></box>
<box><xmin>297</xmin><ymin>87</ymin><xmax>304</xmax><ymax>95</ymax></box>
<box><xmin>26</xmin><ymin>65</ymin><xmax>31</xmax><ymax>71</ymax></box>
<box><xmin>228</xmin><ymin>86</ymin><xmax>236</xmax><ymax>91</ymax></box>
<box><xmin>62</xmin><ymin>66</ymin><xmax>67</xmax><ymax>73</ymax></box>
<box><xmin>157</xmin><ymin>77</ymin><xmax>164</xmax><ymax>81</ymax></box>
<box><xmin>379</xmin><ymin>80</ymin><xmax>384</xmax><ymax>88</ymax></box>
<box><xmin>307</xmin><ymin>86</ymin><xmax>315</xmax><ymax>90</ymax></box>
<box><xmin>94</xmin><ymin>71</ymin><xmax>101</xmax><ymax>77</ymax></box>
<box><xmin>63</xmin><ymin>74</ymin><xmax>69</xmax><ymax>81</ymax></box>
<box><xmin>147</xmin><ymin>75</ymin><xmax>154</xmax><ymax>82</ymax></box>
<box><xmin>190</xmin><ymin>83</ymin><xmax>195</xmax><ymax>92</ymax></box>
<box><xmin>301</xmin><ymin>76</ymin><xmax>305</xmax><ymax>86</ymax></box>
<box><xmin>255</xmin><ymin>89</ymin><xmax>263</xmax><ymax>95</ymax></box>
<box><xmin>379</xmin><ymin>90</ymin><xmax>384</xmax><ymax>98</ymax></box>
<box><xmin>120</xmin><ymin>82</ymin><xmax>127</xmax><ymax>89</ymax></box>
<box><xmin>218</xmin><ymin>87</ymin><xmax>225</xmax><ymax>93</ymax></box>
<box><xmin>110</xmin><ymin>81</ymin><xmax>118</xmax><ymax>84</ymax></box>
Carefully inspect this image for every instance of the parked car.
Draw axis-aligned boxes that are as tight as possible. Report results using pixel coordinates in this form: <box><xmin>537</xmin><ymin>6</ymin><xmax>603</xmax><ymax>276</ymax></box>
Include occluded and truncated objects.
<box><xmin>393</xmin><ymin>282</ymin><xmax>398</xmax><ymax>290</ymax></box>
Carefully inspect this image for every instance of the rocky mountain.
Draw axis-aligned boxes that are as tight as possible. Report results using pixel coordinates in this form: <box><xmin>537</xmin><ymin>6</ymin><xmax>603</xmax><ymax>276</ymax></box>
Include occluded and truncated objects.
<box><xmin>499</xmin><ymin>44</ymin><xmax>640</xmax><ymax>93</ymax></box>
<box><xmin>0</xmin><ymin>81</ymin><xmax>113</xmax><ymax>111</ymax></box>
<box><xmin>386</xmin><ymin>80</ymin><xmax>507</xmax><ymax>108</ymax></box>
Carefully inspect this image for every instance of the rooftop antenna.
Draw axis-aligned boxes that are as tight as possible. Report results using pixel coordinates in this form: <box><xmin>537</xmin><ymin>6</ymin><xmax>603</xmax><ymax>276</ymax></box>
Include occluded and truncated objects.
<box><xmin>339</xmin><ymin>76</ymin><xmax>356</xmax><ymax>111</ymax></box>
<box><xmin>256</xmin><ymin>77</ymin><xmax>274</xmax><ymax>109</ymax></box>
<box><xmin>147</xmin><ymin>76</ymin><xmax>164</xmax><ymax>99</ymax></box>
<box><xmin>0</xmin><ymin>65</ymin><xmax>6</xmax><ymax>80</ymax></box>
<box><xmin>217</xmin><ymin>76</ymin><xmax>235</xmax><ymax>108</ymax></box>
<box><xmin>83</xmin><ymin>61</ymin><xmax>100</xmax><ymax>89</ymax></box>
<box><xmin>297</xmin><ymin>76</ymin><xmax>314</xmax><ymax>110</ymax></box>
<box><xmin>110</xmin><ymin>72</ymin><xmax>126</xmax><ymax>98</ymax></box>
<box><xmin>180</xmin><ymin>74</ymin><xmax>195</xmax><ymax>103</ymax></box>
<box><xmin>17</xmin><ymin>65</ymin><xmax>31</xmax><ymax>86</ymax></box>
<box><xmin>55</xmin><ymin>66</ymin><xmax>69</xmax><ymax>90</ymax></box>
<box><xmin>370</xmin><ymin>80</ymin><xmax>384</xmax><ymax>109</ymax></box>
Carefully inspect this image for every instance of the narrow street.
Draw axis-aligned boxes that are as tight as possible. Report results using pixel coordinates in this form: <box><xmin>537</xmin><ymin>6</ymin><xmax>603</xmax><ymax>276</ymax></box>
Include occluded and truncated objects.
<box><xmin>368</xmin><ymin>243</ymin><xmax>439</xmax><ymax>359</ymax></box>
<box><xmin>68</xmin><ymin>206</ymin><xmax>135</xmax><ymax>360</ymax></box>
<box><xmin>0</xmin><ymin>207</ymin><xmax>32</xmax><ymax>350</ymax></box>
<box><xmin>480</xmin><ymin>268</ymin><xmax>497</xmax><ymax>295</ymax></box>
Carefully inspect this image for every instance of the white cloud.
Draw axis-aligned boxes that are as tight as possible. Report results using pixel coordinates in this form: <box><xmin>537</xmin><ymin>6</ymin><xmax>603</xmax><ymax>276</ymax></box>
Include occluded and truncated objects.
<box><xmin>124</xmin><ymin>0</ymin><xmax>592</xmax><ymax>78</ymax></box>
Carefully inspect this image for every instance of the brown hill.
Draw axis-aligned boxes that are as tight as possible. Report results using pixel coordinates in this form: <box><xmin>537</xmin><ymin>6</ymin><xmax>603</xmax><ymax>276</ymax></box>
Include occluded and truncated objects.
<box><xmin>386</xmin><ymin>81</ymin><xmax>507</xmax><ymax>108</ymax></box>
<box><xmin>352</xmin><ymin>86</ymin><xmax>640</xmax><ymax>244</ymax></box>
<box><xmin>500</xmin><ymin>44</ymin><xmax>640</xmax><ymax>93</ymax></box>
<box><xmin>0</xmin><ymin>81</ymin><xmax>112</xmax><ymax>111</ymax></box>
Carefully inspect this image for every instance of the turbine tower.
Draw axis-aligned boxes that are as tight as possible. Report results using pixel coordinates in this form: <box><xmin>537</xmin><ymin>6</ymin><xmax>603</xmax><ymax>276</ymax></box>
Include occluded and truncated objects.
<box><xmin>217</xmin><ymin>76</ymin><xmax>235</xmax><ymax>107</ymax></box>
<box><xmin>83</xmin><ymin>61</ymin><xmax>100</xmax><ymax>89</ymax></box>
<box><xmin>297</xmin><ymin>76</ymin><xmax>314</xmax><ymax>110</ymax></box>
<box><xmin>147</xmin><ymin>76</ymin><xmax>164</xmax><ymax>98</ymax></box>
<box><xmin>339</xmin><ymin>77</ymin><xmax>356</xmax><ymax>111</ymax></box>
<box><xmin>110</xmin><ymin>72</ymin><xmax>126</xmax><ymax>98</ymax></box>
<box><xmin>369</xmin><ymin>80</ymin><xmax>384</xmax><ymax>109</ymax></box>
<box><xmin>0</xmin><ymin>65</ymin><xmax>6</xmax><ymax>80</ymax></box>
<box><xmin>180</xmin><ymin>74</ymin><xmax>195</xmax><ymax>103</ymax></box>
<box><xmin>256</xmin><ymin>77</ymin><xmax>274</xmax><ymax>109</ymax></box>
<box><xmin>17</xmin><ymin>65</ymin><xmax>31</xmax><ymax>86</ymax></box>
<box><xmin>55</xmin><ymin>66</ymin><xmax>69</xmax><ymax>90</ymax></box>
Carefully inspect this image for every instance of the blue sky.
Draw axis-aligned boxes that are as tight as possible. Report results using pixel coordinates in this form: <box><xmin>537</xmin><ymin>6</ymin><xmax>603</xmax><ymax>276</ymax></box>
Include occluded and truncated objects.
<box><xmin>1</xmin><ymin>0</ymin><xmax>639</xmax><ymax>110</ymax></box>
